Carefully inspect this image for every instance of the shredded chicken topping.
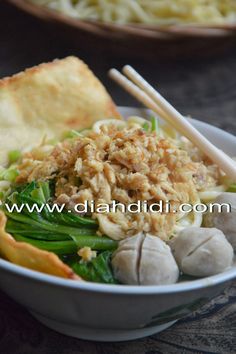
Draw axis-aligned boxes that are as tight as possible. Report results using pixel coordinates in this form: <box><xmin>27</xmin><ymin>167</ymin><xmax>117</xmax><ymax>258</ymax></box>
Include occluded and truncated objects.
<box><xmin>16</xmin><ymin>124</ymin><xmax>220</xmax><ymax>241</ymax></box>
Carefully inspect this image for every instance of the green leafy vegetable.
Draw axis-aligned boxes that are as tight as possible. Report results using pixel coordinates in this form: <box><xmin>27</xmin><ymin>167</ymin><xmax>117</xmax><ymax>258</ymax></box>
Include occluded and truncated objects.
<box><xmin>151</xmin><ymin>116</ymin><xmax>158</xmax><ymax>133</ymax></box>
<box><xmin>7</xmin><ymin>181</ymin><xmax>97</xmax><ymax>227</ymax></box>
<box><xmin>3</xmin><ymin>181</ymin><xmax>117</xmax><ymax>259</ymax></box>
<box><xmin>14</xmin><ymin>235</ymin><xmax>116</xmax><ymax>255</ymax></box>
<box><xmin>62</xmin><ymin>129</ymin><xmax>82</xmax><ymax>139</ymax></box>
<box><xmin>227</xmin><ymin>184</ymin><xmax>236</xmax><ymax>193</ymax></box>
<box><xmin>142</xmin><ymin>122</ymin><xmax>150</xmax><ymax>132</ymax></box>
<box><xmin>70</xmin><ymin>251</ymin><xmax>118</xmax><ymax>284</ymax></box>
<box><xmin>30</xmin><ymin>181</ymin><xmax>51</xmax><ymax>203</ymax></box>
<box><xmin>0</xmin><ymin>167</ymin><xmax>19</xmax><ymax>182</ymax></box>
<box><xmin>8</xmin><ymin>150</ymin><xmax>21</xmax><ymax>164</ymax></box>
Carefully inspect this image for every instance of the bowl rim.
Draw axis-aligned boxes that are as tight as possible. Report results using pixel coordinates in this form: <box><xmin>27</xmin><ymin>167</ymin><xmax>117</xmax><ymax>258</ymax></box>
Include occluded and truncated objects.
<box><xmin>0</xmin><ymin>257</ymin><xmax>235</xmax><ymax>294</ymax></box>
<box><xmin>1</xmin><ymin>110</ymin><xmax>236</xmax><ymax>294</ymax></box>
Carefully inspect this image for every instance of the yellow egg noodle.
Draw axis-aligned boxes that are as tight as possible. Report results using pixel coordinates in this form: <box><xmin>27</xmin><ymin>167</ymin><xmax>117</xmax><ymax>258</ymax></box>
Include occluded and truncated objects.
<box><xmin>29</xmin><ymin>0</ymin><xmax>236</xmax><ymax>25</ymax></box>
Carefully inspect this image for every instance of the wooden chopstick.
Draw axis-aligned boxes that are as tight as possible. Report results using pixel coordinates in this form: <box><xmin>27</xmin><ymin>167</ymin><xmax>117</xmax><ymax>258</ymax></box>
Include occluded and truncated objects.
<box><xmin>109</xmin><ymin>68</ymin><xmax>169</xmax><ymax>121</ymax></box>
<box><xmin>109</xmin><ymin>67</ymin><xmax>236</xmax><ymax>180</ymax></box>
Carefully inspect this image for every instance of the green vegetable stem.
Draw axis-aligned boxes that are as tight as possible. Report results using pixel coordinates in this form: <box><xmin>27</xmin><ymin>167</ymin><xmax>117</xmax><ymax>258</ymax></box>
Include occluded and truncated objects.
<box><xmin>3</xmin><ymin>181</ymin><xmax>118</xmax><ymax>264</ymax></box>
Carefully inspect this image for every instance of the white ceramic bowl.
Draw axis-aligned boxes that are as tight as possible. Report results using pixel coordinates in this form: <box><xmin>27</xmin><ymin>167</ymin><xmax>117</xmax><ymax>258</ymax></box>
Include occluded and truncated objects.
<box><xmin>0</xmin><ymin>107</ymin><xmax>236</xmax><ymax>342</ymax></box>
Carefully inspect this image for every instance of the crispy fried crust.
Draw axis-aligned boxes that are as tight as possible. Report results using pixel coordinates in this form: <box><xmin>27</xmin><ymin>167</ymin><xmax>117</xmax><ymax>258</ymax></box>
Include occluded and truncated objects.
<box><xmin>0</xmin><ymin>211</ymin><xmax>78</xmax><ymax>279</ymax></box>
<box><xmin>0</xmin><ymin>56</ymin><xmax>120</xmax><ymax>165</ymax></box>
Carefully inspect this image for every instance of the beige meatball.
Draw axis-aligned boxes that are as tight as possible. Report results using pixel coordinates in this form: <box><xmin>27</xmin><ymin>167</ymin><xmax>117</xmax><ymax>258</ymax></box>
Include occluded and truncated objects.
<box><xmin>112</xmin><ymin>233</ymin><xmax>179</xmax><ymax>285</ymax></box>
<box><xmin>139</xmin><ymin>234</ymin><xmax>179</xmax><ymax>285</ymax></box>
<box><xmin>205</xmin><ymin>192</ymin><xmax>236</xmax><ymax>250</ymax></box>
<box><xmin>171</xmin><ymin>227</ymin><xmax>233</xmax><ymax>277</ymax></box>
<box><xmin>112</xmin><ymin>232</ymin><xmax>143</xmax><ymax>284</ymax></box>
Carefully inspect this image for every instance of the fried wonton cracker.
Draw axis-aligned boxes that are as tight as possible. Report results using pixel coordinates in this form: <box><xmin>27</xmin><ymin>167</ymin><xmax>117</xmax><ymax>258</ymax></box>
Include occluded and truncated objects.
<box><xmin>0</xmin><ymin>56</ymin><xmax>120</xmax><ymax>165</ymax></box>
<box><xmin>0</xmin><ymin>211</ymin><xmax>78</xmax><ymax>279</ymax></box>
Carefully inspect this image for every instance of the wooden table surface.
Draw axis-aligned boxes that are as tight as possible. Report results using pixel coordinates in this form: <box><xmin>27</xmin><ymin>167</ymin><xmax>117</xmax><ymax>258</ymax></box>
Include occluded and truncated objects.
<box><xmin>1</xmin><ymin>2</ymin><xmax>236</xmax><ymax>353</ymax></box>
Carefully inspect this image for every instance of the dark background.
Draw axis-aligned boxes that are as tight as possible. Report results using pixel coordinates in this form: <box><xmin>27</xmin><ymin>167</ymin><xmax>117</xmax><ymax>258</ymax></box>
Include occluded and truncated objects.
<box><xmin>0</xmin><ymin>1</ymin><xmax>236</xmax><ymax>353</ymax></box>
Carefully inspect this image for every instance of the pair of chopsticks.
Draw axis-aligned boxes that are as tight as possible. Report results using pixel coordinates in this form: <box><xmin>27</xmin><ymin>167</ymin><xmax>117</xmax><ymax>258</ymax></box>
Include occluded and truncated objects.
<box><xmin>109</xmin><ymin>66</ymin><xmax>236</xmax><ymax>181</ymax></box>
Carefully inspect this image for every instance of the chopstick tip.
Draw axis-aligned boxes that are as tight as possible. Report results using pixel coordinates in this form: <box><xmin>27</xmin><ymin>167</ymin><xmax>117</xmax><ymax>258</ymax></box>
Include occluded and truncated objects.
<box><xmin>123</xmin><ymin>65</ymin><xmax>133</xmax><ymax>74</ymax></box>
<box><xmin>108</xmin><ymin>68</ymin><xmax>118</xmax><ymax>79</ymax></box>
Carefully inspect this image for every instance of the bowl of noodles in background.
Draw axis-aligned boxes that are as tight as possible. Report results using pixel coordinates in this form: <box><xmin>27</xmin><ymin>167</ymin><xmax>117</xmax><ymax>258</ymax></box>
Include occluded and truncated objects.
<box><xmin>7</xmin><ymin>0</ymin><xmax>236</xmax><ymax>58</ymax></box>
<box><xmin>7</xmin><ymin>0</ymin><xmax>236</xmax><ymax>39</ymax></box>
